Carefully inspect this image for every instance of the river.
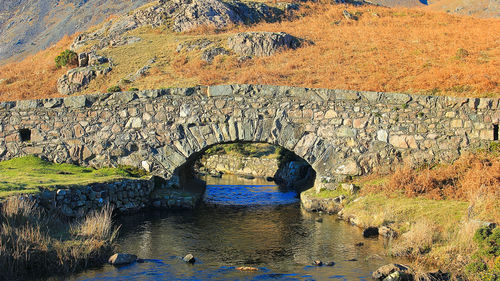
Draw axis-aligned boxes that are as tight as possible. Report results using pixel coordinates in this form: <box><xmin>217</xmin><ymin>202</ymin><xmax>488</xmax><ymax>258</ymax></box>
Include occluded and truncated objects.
<box><xmin>65</xmin><ymin>175</ymin><xmax>392</xmax><ymax>280</ymax></box>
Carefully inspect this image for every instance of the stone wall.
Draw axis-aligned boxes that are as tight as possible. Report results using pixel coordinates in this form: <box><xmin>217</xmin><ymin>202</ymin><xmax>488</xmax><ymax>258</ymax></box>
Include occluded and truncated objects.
<box><xmin>201</xmin><ymin>154</ymin><xmax>279</xmax><ymax>178</ymax></box>
<box><xmin>0</xmin><ymin>84</ymin><xmax>498</xmax><ymax>192</ymax></box>
<box><xmin>30</xmin><ymin>178</ymin><xmax>199</xmax><ymax>218</ymax></box>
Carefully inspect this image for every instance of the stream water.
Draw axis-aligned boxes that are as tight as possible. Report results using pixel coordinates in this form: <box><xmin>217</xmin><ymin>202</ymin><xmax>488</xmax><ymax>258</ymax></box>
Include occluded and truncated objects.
<box><xmin>65</xmin><ymin>175</ymin><xmax>392</xmax><ymax>280</ymax></box>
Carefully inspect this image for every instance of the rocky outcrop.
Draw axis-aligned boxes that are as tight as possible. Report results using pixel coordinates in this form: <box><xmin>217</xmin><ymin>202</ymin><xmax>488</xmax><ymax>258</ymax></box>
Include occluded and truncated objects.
<box><xmin>71</xmin><ymin>0</ymin><xmax>288</xmax><ymax>52</ymax></box>
<box><xmin>57</xmin><ymin>66</ymin><xmax>111</xmax><ymax>95</ymax></box>
<box><xmin>77</xmin><ymin>52</ymin><xmax>109</xmax><ymax>68</ymax></box>
<box><xmin>124</xmin><ymin>58</ymin><xmax>155</xmax><ymax>82</ymax></box>
<box><xmin>227</xmin><ymin>32</ymin><xmax>306</xmax><ymax>57</ymax></box>
<box><xmin>202</xmin><ymin>47</ymin><xmax>230</xmax><ymax>63</ymax></box>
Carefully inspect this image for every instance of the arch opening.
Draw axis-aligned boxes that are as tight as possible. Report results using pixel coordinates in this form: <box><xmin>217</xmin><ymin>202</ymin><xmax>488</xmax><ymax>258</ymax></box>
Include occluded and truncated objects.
<box><xmin>170</xmin><ymin>142</ymin><xmax>317</xmax><ymax>205</ymax></box>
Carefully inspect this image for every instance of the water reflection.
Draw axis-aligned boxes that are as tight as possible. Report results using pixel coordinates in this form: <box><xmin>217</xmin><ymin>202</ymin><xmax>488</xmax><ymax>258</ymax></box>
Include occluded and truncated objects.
<box><xmin>65</xmin><ymin>175</ymin><xmax>391</xmax><ymax>281</ymax></box>
<box><xmin>203</xmin><ymin>175</ymin><xmax>298</xmax><ymax>206</ymax></box>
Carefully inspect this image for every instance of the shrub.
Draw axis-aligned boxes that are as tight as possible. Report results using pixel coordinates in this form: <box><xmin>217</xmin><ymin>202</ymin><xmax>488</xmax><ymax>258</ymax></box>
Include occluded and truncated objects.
<box><xmin>55</xmin><ymin>49</ymin><xmax>78</xmax><ymax>68</ymax></box>
<box><xmin>466</xmin><ymin>226</ymin><xmax>500</xmax><ymax>280</ymax></box>
<box><xmin>456</xmin><ymin>48</ymin><xmax>470</xmax><ymax>60</ymax></box>
<box><xmin>128</xmin><ymin>87</ymin><xmax>139</xmax><ymax>92</ymax></box>
<box><xmin>107</xmin><ymin>85</ymin><xmax>121</xmax><ymax>93</ymax></box>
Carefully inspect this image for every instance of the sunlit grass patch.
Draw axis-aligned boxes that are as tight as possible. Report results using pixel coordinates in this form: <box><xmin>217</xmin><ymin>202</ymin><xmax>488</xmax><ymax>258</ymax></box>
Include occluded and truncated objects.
<box><xmin>0</xmin><ymin>155</ymin><xmax>146</xmax><ymax>198</ymax></box>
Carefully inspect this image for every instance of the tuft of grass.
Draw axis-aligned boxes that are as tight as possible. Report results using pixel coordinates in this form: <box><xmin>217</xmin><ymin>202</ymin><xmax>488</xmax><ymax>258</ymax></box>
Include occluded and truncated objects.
<box><xmin>0</xmin><ymin>155</ymin><xmax>148</xmax><ymax>198</ymax></box>
<box><xmin>0</xmin><ymin>197</ymin><xmax>118</xmax><ymax>280</ymax></box>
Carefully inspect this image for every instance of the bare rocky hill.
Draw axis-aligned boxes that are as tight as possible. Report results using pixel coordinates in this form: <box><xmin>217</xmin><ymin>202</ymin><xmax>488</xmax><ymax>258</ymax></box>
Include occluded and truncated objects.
<box><xmin>0</xmin><ymin>0</ymin><xmax>150</xmax><ymax>64</ymax></box>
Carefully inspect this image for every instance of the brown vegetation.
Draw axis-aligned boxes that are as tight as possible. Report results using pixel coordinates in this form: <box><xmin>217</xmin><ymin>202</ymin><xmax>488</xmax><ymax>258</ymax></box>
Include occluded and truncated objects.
<box><xmin>343</xmin><ymin>149</ymin><xmax>499</xmax><ymax>278</ymax></box>
<box><xmin>0</xmin><ymin>197</ymin><xmax>117</xmax><ymax>281</ymax></box>
<box><xmin>0</xmin><ymin>35</ymin><xmax>75</xmax><ymax>102</ymax></box>
<box><xmin>173</xmin><ymin>3</ymin><xmax>500</xmax><ymax>98</ymax></box>
<box><xmin>1</xmin><ymin>2</ymin><xmax>499</xmax><ymax>101</ymax></box>
<box><xmin>366</xmin><ymin>152</ymin><xmax>500</xmax><ymax>199</ymax></box>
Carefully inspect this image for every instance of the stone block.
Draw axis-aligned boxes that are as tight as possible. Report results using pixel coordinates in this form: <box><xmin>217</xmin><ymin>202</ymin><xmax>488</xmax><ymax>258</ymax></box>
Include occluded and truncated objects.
<box><xmin>208</xmin><ymin>85</ymin><xmax>232</xmax><ymax>97</ymax></box>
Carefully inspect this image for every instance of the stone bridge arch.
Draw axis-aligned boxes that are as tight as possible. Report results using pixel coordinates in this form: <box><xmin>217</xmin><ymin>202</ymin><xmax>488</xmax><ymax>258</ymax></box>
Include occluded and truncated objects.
<box><xmin>0</xmin><ymin>84</ymin><xmax>498</xmax><ymax>193</ymax></box>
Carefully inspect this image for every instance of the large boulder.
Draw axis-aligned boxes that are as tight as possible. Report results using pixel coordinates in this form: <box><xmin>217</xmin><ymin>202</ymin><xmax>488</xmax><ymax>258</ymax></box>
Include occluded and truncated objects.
<box><xmin>227</xmin><ymin>32</ymin><xmax>305</xmax><ymax>57</ymax></box>
<box><xmin>57</xmin><ymin>66</ymin><xmax>111</xmax><ymax>95</ymax></box>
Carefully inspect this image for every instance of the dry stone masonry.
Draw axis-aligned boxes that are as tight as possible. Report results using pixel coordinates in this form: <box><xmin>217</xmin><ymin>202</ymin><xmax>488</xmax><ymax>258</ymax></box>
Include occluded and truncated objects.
<box><xmin>0</xmin><ymin>84</ymin><xmax>498</xmax><ymax>192</ymax></box>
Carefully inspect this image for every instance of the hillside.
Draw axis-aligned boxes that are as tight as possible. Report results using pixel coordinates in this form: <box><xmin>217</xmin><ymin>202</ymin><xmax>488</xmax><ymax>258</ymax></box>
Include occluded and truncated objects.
<box><xmin>0</xmin><ymin>0</ymin><xmax>498</xmax><ymax>65</ymax></box>
<box><xmin>0</xmin><ymin>0</ymin><xmax>499</xmax><ymax>101</ymax></box>
<box><xmin>0</xmin><ymin>0</ymin><xmax>150</xmax><ymax>64</ymax></box>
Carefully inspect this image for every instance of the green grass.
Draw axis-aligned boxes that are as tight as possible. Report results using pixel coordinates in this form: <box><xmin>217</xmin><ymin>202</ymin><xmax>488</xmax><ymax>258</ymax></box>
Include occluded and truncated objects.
<box><xmin>342</xmin><ymin>193</ymin><xmax>468</xmax><ymax>232</ymax></box>
<box><xmin>0</xmin><ymin>156</ymin><xmax>145</xmax><ymax>198</ymax></box>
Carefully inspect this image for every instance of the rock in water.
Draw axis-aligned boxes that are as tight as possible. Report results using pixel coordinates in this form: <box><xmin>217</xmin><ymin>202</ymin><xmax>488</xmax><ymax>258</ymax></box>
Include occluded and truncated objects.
<box><xmin>108</xmin><ymin>253</ymin><xmax>137</xmax><ymax>266</ymax></box>
<box><xmin>372</xmin><ymin>263</ymin><xmax>413</xmax><ymax>281</ymax></box>
<box><xmin>236</xmin><ymin>266</ymin><xmax>258</xmax><ymax>271</ymax></box>
<box><xmin>183</xmin><ymin>253</ymin><xmax>196</xmax><ymax>263</ymax></box>
<box><xmin>312</xmin><ymin>260</ymin><xmax>323</xmax><ymax>266</ymax></box>
<box><xmin>362</xmin><ymin>226</ymin><xmax>379</xmax><ymax>238</ymax></box>
<box><xmin>227</xmin><ymin>32</ymin><xmax>306</xmax><ymax>57</ymax></box>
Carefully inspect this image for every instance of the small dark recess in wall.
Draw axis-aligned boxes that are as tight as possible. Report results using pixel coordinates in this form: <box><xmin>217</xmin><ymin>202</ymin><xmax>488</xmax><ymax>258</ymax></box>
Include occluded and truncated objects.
<box><xmin>19</xmin><ymin>129</ymin><xmax>31</xmax><ymax>142</ymax></box>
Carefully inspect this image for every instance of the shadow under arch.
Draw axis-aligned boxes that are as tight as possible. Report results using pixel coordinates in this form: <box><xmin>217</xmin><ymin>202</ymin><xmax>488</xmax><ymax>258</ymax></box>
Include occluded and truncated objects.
<box><xmin>171</xmin><ymin>141</ymin><xmax>317</xmax><ymax>197</ymax></box>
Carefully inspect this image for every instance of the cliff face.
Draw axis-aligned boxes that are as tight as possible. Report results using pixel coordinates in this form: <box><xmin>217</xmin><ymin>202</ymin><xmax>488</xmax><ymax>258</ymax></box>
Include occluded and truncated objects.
<box><xmin>0</xmin><ymin>0</ymin><xmax>150</xmax><ymax>64</ymax></box>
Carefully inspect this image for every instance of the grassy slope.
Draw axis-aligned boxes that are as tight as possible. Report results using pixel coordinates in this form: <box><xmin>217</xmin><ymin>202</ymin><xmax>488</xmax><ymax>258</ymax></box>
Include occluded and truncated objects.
<box><xmin>0</xmin><ymin>2</ymin><xmax>499</xmax><ymax>101</ymax></box>
<box><xmin>0</xmin><ymin>156</ymin><xmax>138</xmax><ymax>198</ymax></box>
<box><xmin>82</xmin><ymin>4</ymin><xmax>500</xmax><ymax>98</ymax></box>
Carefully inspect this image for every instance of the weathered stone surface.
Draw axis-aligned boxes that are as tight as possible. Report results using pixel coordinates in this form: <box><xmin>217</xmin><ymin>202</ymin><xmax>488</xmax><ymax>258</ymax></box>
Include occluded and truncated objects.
<box><xmin>63</xmin><ymin>95</ymin><xmax>88</xmax><ymax>108</ymax></box>
<box><xmin>227</xmin><ymin>32</ymin><xmax>305</xmax><ymax>57</ymax></box>
<box><xmin>372</xmin><ymin>264</ymin><xmax>413</xmax><ymax>281</ymax></box>
<box><xmin>201</xmin><ymin>47</ymin><xmax>230</xmax><ymax>63</ymax></box>
<box><xmin>183</xmin><ymin>253</ymin><xmax>196</xmax><ymax>263</ymax></box>
<box><xmin>108</xmin><ymin>253</ymin><xmax>137</xmax><ymax>266</ymax></box>
<box><xmin>57</xmin><ymin>66</ymin><xmax>111</xmax><ymax>95</ymax></box>
<box><xmin>301</xmin><ymin>192</ymin><xmax>344</xmax><ymax>214</ymax></box>
<box><xmin>0</xmin><ymin>84</ymin><xmax>497</xmax><ymax>192</ymax></box>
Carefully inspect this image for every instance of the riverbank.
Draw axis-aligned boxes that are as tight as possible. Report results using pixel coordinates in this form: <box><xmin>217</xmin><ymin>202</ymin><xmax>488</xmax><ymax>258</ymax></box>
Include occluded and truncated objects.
<box><xmin>301</xmin><ymin>150</ymin><xmax>500</xmax><ymax>280</ymax></box>
<box><xmin>0</xmin><ymin>155</ymin><xmax>203</xmax><ymax>280</ymax></box>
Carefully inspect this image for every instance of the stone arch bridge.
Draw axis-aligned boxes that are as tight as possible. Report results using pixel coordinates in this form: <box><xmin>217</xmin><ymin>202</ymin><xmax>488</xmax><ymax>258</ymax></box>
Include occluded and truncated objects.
<box><xmin>0</xmin><ymin>85</ymin><xmax>498</xmax><ymax>191</ymax></box>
